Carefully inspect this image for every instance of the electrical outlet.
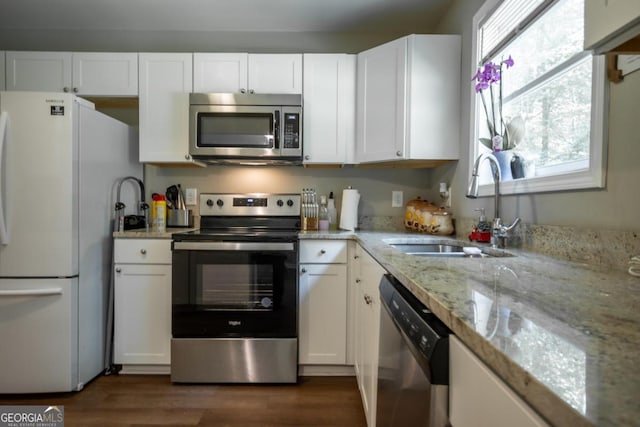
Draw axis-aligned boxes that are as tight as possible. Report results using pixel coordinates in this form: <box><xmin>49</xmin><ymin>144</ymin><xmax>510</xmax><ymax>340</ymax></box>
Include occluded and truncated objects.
<box><xmin>185</xmin><ymin>188</ymin><xmax>197</xmax><ymax>205</ymax></box>
<box><xmin>392</xmin><ymin>191</ymin><xmax>403</xmax><ymax>208</ymax></box>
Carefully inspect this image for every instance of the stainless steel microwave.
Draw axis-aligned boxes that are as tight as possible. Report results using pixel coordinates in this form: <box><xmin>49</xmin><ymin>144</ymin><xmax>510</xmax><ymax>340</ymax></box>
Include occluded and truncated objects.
<box><xmin>189</xmin><ymin>93</ymin><xmax>302</xmax><ymax>164</ymax></box>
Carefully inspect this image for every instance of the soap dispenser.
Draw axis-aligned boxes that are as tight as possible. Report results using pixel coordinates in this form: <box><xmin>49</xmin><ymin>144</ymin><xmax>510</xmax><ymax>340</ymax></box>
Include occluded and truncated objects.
<box><xmin>469</xmin><ymin>208</ymin><xmax>491</xmax><ymax>243</ymax></box>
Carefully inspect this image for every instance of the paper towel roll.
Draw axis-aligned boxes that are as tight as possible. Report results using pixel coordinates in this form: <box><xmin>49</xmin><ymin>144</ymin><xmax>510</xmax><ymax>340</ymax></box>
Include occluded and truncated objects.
<box><xmin>339</xmin><ymin>188</ymin><xmax>360</xmax><ymax>231</ymax></box>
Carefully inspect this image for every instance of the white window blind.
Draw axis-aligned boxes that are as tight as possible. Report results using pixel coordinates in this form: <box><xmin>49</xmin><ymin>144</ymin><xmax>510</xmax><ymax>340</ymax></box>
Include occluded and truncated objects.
<box><xmin>479</xmin><ymin>0</ymin><xmax>551</xmax><ymax>62</ymax></box>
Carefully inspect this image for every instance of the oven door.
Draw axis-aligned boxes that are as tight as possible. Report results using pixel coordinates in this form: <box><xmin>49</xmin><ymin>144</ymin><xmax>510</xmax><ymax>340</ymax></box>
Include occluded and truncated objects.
<box><xmin>172</xmin><ymin>240</ymin><xmax>297</xmax><ymax>338</ymax></box>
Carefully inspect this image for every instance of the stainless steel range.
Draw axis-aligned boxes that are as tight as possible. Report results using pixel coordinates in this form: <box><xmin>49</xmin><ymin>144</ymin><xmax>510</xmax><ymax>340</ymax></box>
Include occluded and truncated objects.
<box><xmin>171</xmin><ymin>193</ymin><xmax>300</xmax><ymax>383</ymax></box>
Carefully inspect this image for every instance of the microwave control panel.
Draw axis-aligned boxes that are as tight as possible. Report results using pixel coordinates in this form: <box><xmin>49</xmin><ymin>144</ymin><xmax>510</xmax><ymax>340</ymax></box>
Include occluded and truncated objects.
<box><xmin>283</xmin><ymin>113</ymin><xmax>300</xmax><ymax>149</ymax></box>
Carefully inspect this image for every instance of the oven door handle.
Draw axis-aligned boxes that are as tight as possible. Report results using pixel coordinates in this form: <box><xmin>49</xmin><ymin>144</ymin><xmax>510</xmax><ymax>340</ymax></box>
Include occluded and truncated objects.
<box><xmin>173</xmin><ymin>241</ymin><xmax>295</xmax><ymax>251</ymax></box>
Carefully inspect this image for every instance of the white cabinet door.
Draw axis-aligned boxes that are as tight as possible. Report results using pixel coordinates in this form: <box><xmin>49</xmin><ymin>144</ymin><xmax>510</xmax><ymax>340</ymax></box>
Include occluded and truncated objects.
<box><xmin>449</xmin><ymin>336</ymin><xmax>549</xmax><ymax>427</ymax></box>
<box><xmin>248</xmin><ymin>54</ymin><xmax>302</xmax><ymax>94</ymax></box>
<box><xmin>113</xmin><ymin>263</ymin><xmax>172</xmax><ymax>365</ymax></box>
<box><xmin>298</xmin><ymin>263</ymin><xmax>348</xmax><ymax>365</ymax></box>
<box><xmin>584</xmin><ymin>1</ymin><xmax>640</xmax><ymax>51</ymax></box>
<box><xmin>193</xmin><ymin>53</ymin><xmax>248</xmax><ymax>93</ymax></box>
<box><xmin>356</xmin><ymin>38</ymin><xmax>406</xmax><ymax>163</ymax></box>
<box><xmin>6</xmin><ymin>51</ymin><xmax>73</xmax><ymax>92</ymax></box>
<box><xmin>356</xmin><ymin>35</ymin><xmax>461</xmax><ymax>164</ymax></box>
<box><xmin>303</xmin><ymin>54</ymin><xmax>356</xmax><ymax>165</ymax></box>
<box><xmin>139</xmin><ymin>53</ymin><xmax>200</xmax><ymax>165</ymax></box>
<box><xmin>353</xmin><ymin>244</ymin><xmax>385</xmax><ymax>427</ymax></box>
<box><xmin>72</xmin><ymin>52</ymin><xmax>138</xmax><ymax>95</ymax></box>
<box><xmin>0</xmin><ymin>52</ymin><xmax>5</xmax><ymax>91</ymax></box>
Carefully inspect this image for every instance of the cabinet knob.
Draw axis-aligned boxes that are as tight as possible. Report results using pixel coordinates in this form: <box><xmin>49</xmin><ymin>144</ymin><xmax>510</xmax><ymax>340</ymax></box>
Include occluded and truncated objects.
<box><xmin>364</xmin><ymin>295</ymin><xmax>372</xmax><ymax>305</ymax></box>
<box><xmin>354</xmin><ymin>255</ymin><xmax>359</xmax><ymax>259</ymax></box>
<box><xmin>63</xmin><ymin>87</ymin><xmax>70</xmax><ymax>93</ymax></box>
<box><xmin>73</xmin><ymin>87</ymin><xmax>79</xmax><ymax>93</ymax></box>
<box><xmin>240</xmin><ymin>88</ymin><xmax>246</xmax><ymax>93</ymax></box>
<box><xmin>249</xmin><ymin>89</ymin><xmax>255</xmax><ymax>94</ymax></box>
<box><xmin>355</xmin><ymin>279</ymin><xmax>361</xmax><ymax>283</ymax></box>
<box><xmin>320</xmin><ymin>249</ymin><xmax>326</xmax><ymax>254</ymax></box>
<box><xmin>301</xmin><ymin>268</ymin><xmax>307</xmax><ymax>274</ymax></box>
<box><xmin>396</xmin><ymin>151</ymin><xmax>402</xmax><ymax>157</ymax></box>
<box><xmin>140</xmin><ymin>249</ymin><xmax>147</xmax><ymax>255</ymax></box>
<box><xmin>304</xmin><ymin>155</ymin><xmax>310</xmax><ymax>160</ymax></box>
<box><xmin>185</xmin><ymin>154</ymin><xmax>191</xmax><ymax>160</ymax></box>
<box><xmin>115</xmin><ymin>267</ymin><xmax>121</xmax><ymax>273</ymax></box>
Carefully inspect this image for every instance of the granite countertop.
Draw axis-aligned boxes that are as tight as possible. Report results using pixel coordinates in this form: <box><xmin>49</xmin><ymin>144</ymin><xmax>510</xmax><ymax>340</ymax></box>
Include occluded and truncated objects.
<box><xmin>299</xmin><ymin>230</ymin><xmax>640</xmax><ymax>427</ymax></box>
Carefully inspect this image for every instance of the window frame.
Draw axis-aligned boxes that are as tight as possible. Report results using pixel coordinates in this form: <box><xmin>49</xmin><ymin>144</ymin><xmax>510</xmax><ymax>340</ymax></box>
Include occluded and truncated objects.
<box><xmin>468</xmin><ymin>0</ymin><xmax>609</xmax><ymax>197</ymax></box>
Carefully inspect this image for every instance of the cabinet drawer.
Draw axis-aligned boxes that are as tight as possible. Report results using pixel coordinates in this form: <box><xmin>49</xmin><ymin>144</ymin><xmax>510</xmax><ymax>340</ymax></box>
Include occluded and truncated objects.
<box><xmin>114</xmin><ymin>239</ymin><xmax>171</xmax><ymax>264</ymax></box>
<box><xmin>299</xmin><ymin>240</ymin><xmax>347</xmax><ymax>264</ymax></box>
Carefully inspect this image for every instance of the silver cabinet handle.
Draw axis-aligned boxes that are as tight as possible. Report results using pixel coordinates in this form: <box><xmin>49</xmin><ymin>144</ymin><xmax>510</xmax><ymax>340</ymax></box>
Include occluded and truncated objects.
<box><xmin>185</xmin><ymin>154</ymin><xmax>191</xmax><ymax>160</ymax></box>
<box><xmin>355</xmin><ymin>279</ymin><xmax>361</xmax><ymax>283</ymax></box>
<box><xmin>73</xmin><ymin>87</ymin><xmax>79</xmax><ymax>93</ymax></box>
<box><xmin>249</xmin><ymin>89</ymin><xmax>255</xmax><ymax>94</ymax></box>
<box><xmin>396</xmin><ymin>150</ymin><xmax>402</xmax><ymax>157</ymax></box>
<box><xmin>320</xmin><ymin>249</ymin><xmax>326</xmax><ymax>254</ymax></box>
<box><xmin>63</xmin><ymin>87</ymin><xmax>70</xmax><ymax>93</ymax></box>
<box><xmin>305</xmin><ymin>155</ymin><xmax>310</xmax><ymax>160</ymax></box>
<box><xmin>354</xmin><ymin>255</ymin><xmax>359</xmax><ymax>259</ymax></box>
<box><xmin>240</xmin><ymin>88</ymin><xmax>246</xmax><ymax>93</ymax></box>
<box><xmin>115</xmin><ymin>267</ymin><xmax>121</xmax><ymax>273</ymax></box>
<box><xmin>140</xmin><ymin>249</ymin><xmax>147</xmax><ymax>254</ymax></box>
<box><xmin>301</xmin><ymin>268</ymin><xmax>307</xmax><ymax>273</ymax></box>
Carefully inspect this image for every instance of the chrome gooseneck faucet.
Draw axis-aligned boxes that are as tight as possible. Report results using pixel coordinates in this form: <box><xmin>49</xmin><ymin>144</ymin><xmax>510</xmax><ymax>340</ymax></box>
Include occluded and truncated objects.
<box><xmin>115</xmin><ymin>176</ymin><xmax>148</xmax><ymax>232</ymax></box>
<box><xmin>466</xmin><ymin>153</ymin><xmax>520</xmax><ymax>248</ymax></box>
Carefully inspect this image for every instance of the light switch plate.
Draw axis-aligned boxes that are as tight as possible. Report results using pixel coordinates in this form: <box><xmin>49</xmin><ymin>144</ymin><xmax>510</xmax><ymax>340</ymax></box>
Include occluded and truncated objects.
<box><xmin>185</xmin><ymin>188</ymin><xmax>197</xmax><ymax>205</ymax></box>
<box><xmin>392</xmin><ymin>191</ymin><xmax>403</xmax><ymax>208</ymax></box>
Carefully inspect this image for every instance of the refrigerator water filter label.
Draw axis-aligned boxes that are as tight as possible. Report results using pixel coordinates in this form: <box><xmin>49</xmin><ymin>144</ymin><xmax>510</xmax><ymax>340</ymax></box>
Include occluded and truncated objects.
<box><xmin>50</xmin><ymin>106</ymin><xmax>64</xmax><ymax>116</ymax></box>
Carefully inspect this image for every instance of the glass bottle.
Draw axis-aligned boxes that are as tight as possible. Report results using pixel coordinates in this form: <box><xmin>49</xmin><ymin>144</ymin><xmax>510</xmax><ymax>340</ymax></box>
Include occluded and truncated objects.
<box><xmin>327</xmin><ymin>191</ymin><xmax>338</xmax><ymax>230</ymax></box>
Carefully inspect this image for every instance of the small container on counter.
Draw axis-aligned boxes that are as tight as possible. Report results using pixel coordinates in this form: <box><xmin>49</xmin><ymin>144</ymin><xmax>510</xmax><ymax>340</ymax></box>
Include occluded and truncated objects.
<box><xmin>152</xmin><ymin>194</ymin><xmax>167</xmax><ymax>232</ymax></box>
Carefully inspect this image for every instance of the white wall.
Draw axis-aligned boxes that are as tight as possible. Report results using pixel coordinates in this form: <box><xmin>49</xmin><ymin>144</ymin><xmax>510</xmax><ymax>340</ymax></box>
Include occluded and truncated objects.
<box><xmin>433</xmin><ymin>0</ymin><xmax>640</xmax><ymax>231</ymax></box>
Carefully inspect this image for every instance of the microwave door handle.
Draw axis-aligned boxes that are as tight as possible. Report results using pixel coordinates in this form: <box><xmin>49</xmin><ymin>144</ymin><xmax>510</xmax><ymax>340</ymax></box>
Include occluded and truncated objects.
<box><xmin>274</xmin><ymin>110</ymin><xmax>280</xmax><ymax>149</ymax></box>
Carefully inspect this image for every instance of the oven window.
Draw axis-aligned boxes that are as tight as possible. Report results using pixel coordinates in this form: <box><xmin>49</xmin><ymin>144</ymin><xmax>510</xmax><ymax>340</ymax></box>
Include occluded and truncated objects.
<box><xmin>196</xmin><ymin>262</ymin><xmax>276</xmax><ymax>311</ymax></box>
<box><xmin>197</xmin><ymin>113</ymin><xmax>274</xmax><ymax>148</ymax></box>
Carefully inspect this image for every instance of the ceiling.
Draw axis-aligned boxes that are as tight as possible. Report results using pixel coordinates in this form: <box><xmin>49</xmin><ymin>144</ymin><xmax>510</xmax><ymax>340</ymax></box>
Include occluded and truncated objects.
<box><xmin>0</xmin><ymin>0</ymin><xmax>453</xmax><ymax>53</ymax></box>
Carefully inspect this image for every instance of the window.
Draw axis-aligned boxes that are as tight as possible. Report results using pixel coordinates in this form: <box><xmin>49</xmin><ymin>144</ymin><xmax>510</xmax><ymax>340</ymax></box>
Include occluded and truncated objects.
<box><xmin>470</xmin><ymin>0</ymin><xmax>607</xmax><ymax>196</ymax></box>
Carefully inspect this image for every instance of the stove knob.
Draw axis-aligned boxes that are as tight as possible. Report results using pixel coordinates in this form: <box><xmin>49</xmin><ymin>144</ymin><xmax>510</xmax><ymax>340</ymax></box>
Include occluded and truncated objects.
<box><xmin>216</xmin><ymin>199</ymin><xmax>224</xmax><ymax>207</ymax></box>
<box><xmin>277</xmin><ymin>199</ymin><xmax>284</xmax><ymax>207</ymax></box>
<box><xmin>286</xmin><ymin>199</ymin><xmax>294</xmax><ymax>207</ymax></box>
<box><xmin>206</xmin><ymin>199</ymin><xmax>214</xmax><ymax>207</ymax></box>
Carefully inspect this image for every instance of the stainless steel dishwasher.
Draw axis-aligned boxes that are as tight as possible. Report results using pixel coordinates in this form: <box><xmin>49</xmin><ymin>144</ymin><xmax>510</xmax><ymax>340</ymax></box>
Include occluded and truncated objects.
<box><xmin>376</xmin><ymin>274</ymin><xmax>451</xmax><ymax>427</ymax></box>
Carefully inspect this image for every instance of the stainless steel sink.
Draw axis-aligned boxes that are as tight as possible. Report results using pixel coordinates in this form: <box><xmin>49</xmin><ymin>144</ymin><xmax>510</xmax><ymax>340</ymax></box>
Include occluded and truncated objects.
<box><xmin>383</xmin><ymin>239</ymin><xmax>514</xmax><ymax>258</ymax></box>
<box><xmin>389</xmin><ymin>243</ymin><xmax>467</xmax><ymax>257</ymax></box>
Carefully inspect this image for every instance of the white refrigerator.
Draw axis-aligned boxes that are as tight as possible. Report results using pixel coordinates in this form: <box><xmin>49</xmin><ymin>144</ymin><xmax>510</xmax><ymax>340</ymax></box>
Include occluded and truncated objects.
<box><xmin>0</xmin><ymin>91</ymin><xmax>141</xmax><ymax>393</ymax></box>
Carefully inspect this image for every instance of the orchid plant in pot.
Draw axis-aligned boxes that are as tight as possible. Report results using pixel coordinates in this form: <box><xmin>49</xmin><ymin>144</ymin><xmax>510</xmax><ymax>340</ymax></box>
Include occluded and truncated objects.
<box><xmin>472</xmin><ymin>56</ymin><xmax>526</xmax><ymax>179</ymax></box>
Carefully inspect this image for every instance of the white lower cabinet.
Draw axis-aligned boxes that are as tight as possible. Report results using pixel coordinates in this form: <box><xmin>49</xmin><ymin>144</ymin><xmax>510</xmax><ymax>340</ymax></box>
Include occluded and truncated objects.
<box><xmin>353</xmin><ymin>243</ymin><xmax>386</xmax><ymax>427</ymax></box>
<box><xmin>113</xmin><ymin>238</ymin><xmax>172</xmax><ymax>374</ymax></box>
<box><xmin>449</xmin><ymin>336</ymin><xmax>549</xmax><ymax>427</ymax></box>
<box><xmin>299</xmin><ymin>240</ymin><xmax>348</xmax><ymax>367</ymax></box>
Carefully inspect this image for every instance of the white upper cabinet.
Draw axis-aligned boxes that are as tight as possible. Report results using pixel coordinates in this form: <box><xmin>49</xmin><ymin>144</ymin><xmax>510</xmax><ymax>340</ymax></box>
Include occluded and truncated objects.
<box><xmin>193</xmin><ymin>53</ymin><xmax>248</xmax><ymax>93</ymax></box>
<box><xmin>6</xmin><ymin>51</ymin><xmax>72</xmax><ymax>93</ymax></box>
<box><xmin>0</xmin><ymin>52</ymin><xmax>4</xmax><ymax>91</ymax></box>
<box><xmin>356</xmin><ymin>34</ymin><xmax>461</xmax><ymax>164</ymax></box>
<box><xmin>248</xmin><ymin>54</ymin><xmax>302</xmax><ymax>94</ymax></box>
<box><xmin>5</xmin><ymin>51</ymin><xmax>137</xmax><ymax>95</ymax></box>
<box><xmin>193</xmin><ymin>53</ymin><xmax>302</xmax><ymax>94</ymax></box>
<box><xmin>72</xmin><ymin>52</ymin><xmax>138</xmax><ymax>95</ymax></box>
<box><xmin>584</xmin><ymin>1</ymin><xmax>640</xmax><ymax>53</ymax></box>
<box><xmin>139</xmin><ymin>53</ymin><xmax>202</xmax><ymax>165</ymax></box>
<box><xmin>303</xmin><ymin>54</ymin><xmax>356</xmax><ymax>165</ymax></box>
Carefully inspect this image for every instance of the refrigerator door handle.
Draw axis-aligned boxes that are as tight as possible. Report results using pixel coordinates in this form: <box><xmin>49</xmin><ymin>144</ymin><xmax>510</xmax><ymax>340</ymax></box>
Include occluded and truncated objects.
<box><xmin>0</xmin><ymin>288</ymin><xmax>63</xmax><ymax>297</ymax></box>
<box><xmin>0</xmin><ymin>111</ymin><xmax>8</xmax><ymax>245</ymax></box>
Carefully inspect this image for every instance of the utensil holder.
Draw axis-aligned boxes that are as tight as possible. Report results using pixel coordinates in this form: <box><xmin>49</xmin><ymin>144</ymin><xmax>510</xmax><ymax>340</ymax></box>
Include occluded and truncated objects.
<box><xmin>167</xmin><ymin>209</ymin><xmax>193</xmax><ymax>227</ymax></box>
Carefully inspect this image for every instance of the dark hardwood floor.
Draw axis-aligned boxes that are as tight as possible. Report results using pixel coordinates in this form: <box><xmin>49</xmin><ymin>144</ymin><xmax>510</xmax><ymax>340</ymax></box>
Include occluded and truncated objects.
<box><xmin>0</xmin><ymin>375</ymin><xmax>367</xmax><ymax>426</ymax></box>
